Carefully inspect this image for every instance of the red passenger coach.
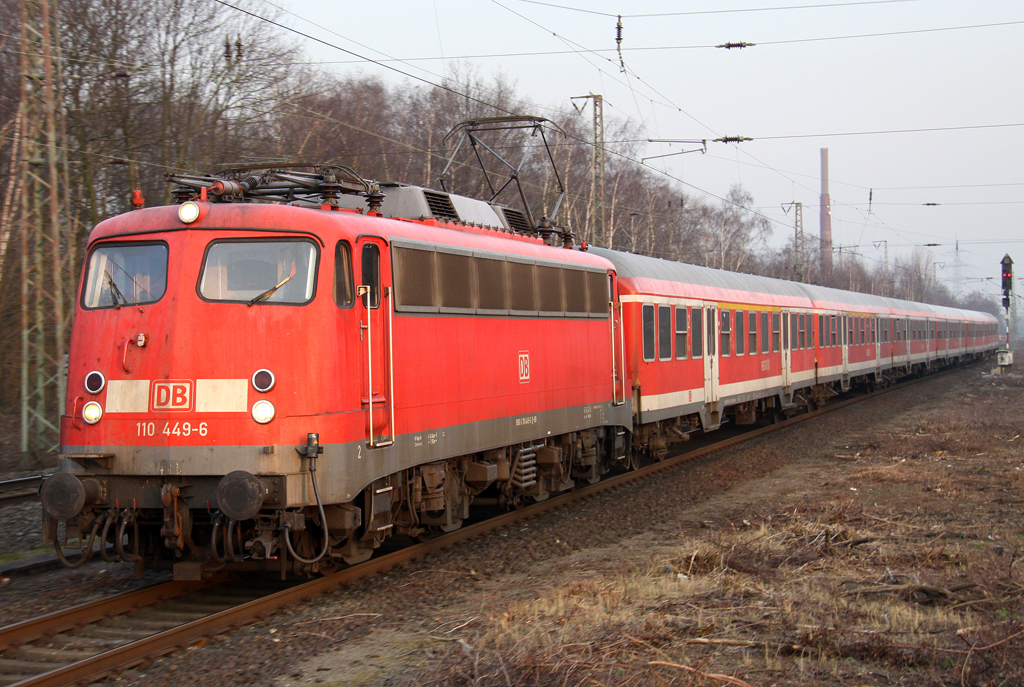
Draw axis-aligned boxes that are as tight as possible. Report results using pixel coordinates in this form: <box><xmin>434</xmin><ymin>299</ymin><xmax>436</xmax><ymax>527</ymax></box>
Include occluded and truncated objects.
<box><xmin>41</xmin><ymin>164</ymin><xmax>998</xmax><ymax>579</ymax></box>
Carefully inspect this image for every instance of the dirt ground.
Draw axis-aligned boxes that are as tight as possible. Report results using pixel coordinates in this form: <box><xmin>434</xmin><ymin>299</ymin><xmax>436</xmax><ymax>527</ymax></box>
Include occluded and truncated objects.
<box><xmin>73</xmin><ymin>362</ymin><xmax>1019</xmax><ymax>687</ymax></box>
<box><xmin>3</xmin><ymin>362</ymin><xmax>1020</xmax><ymax>686</ymax></box>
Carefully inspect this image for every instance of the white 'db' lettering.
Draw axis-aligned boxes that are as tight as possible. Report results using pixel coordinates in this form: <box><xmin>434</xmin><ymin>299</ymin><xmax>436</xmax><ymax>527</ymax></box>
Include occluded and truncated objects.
<box><xmin>152</xmin><ymin>380</ymin><xmax>194</xmax><ymax>411</ymax></box>
<box><xmin>518</xmin><ymin>351</ymin><xmax>530</xmax><ymax>383</ymax></box>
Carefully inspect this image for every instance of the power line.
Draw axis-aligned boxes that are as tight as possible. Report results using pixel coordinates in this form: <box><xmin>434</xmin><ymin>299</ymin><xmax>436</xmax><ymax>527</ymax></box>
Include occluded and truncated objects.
<box><xmin>755</xmin><ymin>122</ymin><xmax>1024</xmax><ymax>140</ymax></box>
<box><xmin>513</xmin><ymin>0</ymin><xmax>926</xmax><ymax>18</ymax></box>
<box><xmin>296</xmin><ymin>19</ymin><xmax>1024</xmax><ymax>64</ymax></box>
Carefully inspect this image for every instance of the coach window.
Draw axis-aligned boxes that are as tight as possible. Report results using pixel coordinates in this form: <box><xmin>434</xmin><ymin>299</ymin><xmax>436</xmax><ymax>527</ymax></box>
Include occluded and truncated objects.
<box><xmin>735</xmin><ymin>310</ymin><xmax>745</xmax><ymax>355</ymax></box>
<box><xmin>818</xmin><ymin>314</ymin><xmax>824</xmax><ymax>347</ymax></box>
<box><xmin>749</xmin><ymin>311</ymin><xmax>758</xmax><ymax>354</ymax></box>
<box><xmin>785</xmin><ymin>313</ymin><xmax>793</xmax><ymax>350</ymax></box>
<box><xmin>334</xmin><ymin>241</ymin><xmax>354</xmax><ymax>307</ymax></box>
<box><xmin>691</xmin><ymin>307</ymin><xmax>703</xmax><ymax>358</ymax></box>
<box><xmin>658</xmin><ymin>305</ymin><xmax>672</xmax><ymax>360</ymax></box>
<box><xmin>720</xmin><ymin>310</ymin><xmax>731</xmax><ymax>356</ymax></box>
<box><xmin>675</xmin><ymin>306</ymin><xmax>688</xmax><ymax>359</ymax></box>
<box><xmin>642</xmin><ymin>304</ymin><xmax>656</xmax><ymax>362</ymax></box>
<box><xmin>760</xmin><ymin>312</ymin><xmax>769</xmax><ymax>353</ymax></box>
<box><xmin>798</xmin><ymin>314</ymin><xmax>806</xmax><ymax>349</ymax></box>
<box><xmin>771</xmin><ymin>313</ymin><xmax>780</xmax><ymax>352</ymax></box>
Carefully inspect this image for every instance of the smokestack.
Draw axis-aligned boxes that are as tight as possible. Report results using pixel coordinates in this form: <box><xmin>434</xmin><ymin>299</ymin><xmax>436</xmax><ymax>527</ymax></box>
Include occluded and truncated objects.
<box><xmin>820</xmin><ymin>148</ymin><xmax>832</xmax><ymax>279</ymax></box>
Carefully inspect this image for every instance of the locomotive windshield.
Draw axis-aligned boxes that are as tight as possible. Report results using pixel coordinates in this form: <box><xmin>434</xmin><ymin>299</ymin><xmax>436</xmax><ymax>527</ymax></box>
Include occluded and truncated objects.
<box><xmin>199</xmin><ymin>239</ymin><xmax>318</xmax><ymax>305</ymax></box>
<box><xmin>82</xmin><ymin>242</ymin><xmax>168</xmax><ymax>309</ymax></box>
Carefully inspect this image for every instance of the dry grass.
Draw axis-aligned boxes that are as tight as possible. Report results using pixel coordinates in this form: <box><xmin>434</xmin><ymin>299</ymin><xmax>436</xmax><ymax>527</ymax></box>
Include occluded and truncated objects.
<box><xmin>418</xmin><ymin>372</ymin><xmax>1024</xmax><ymax>686</ymax></box>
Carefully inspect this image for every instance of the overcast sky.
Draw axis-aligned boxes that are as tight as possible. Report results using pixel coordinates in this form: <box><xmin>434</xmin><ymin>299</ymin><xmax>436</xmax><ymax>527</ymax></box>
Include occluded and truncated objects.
<box><xmin>279</xmin><ymin>0</ymin><xmax>1022</xmax><ymax>292</ymax></box>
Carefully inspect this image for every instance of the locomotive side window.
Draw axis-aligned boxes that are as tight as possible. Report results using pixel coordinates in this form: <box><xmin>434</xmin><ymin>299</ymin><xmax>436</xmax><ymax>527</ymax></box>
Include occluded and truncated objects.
<box><xmin>735</xmin><ymin>310</ymin><xmax>744</xmax><ymax>355</ymax></box>
<box><xmin>199</xmin><ymin>239</ymin><xmax>317</xmax><ymax>305</ymax></box>
<box><xmin>642</xmin><ymin>304</ymin><xmax>656</xmax><ymax>362</ymax></box>
<box><xmin>588</xmin><ymin>271</ymin><xmax>609</xmax><ymax>315</ymax></box>
<box><xmin>82</xmin><ymin>242</ymin><xmax>168</xmax><ymax>309</ymax></box>
<box><xmin>334</xmin><ymin>241</ymin><xmax>354</xmax><ymax>307</ymax></box>
<box><xmin>537</xmin><ymin>265</ymin><xmax>564</xmax><ymax>315</ymax></box>
<box><xmin>564</xmin><ymin>268</ymin><xmax>587</xmax><ymax>315</ymax></box>
<box><xmin>720</xmin><ymin>310</ymin><xmax>731</xmax><ymax>356</ymax></box>
<box><xmin>691</xmin><ymin>308</ymin><xmax>703</xmax><ymax>358</ymax></box>
<box><xmin>508</xmin><ymin>261</ymin><xmax>536</xmax><ymax>314</ymax></box>
<box><xmin>748</xmin><ymin>311</ymin><xmax>757</xmax><ymax>354</ymax></box>
<box><xmin>675</xmin><ymin>306</ymin><xmax>688</xmax><ymax>359</ymax></box>
<box><xmin>438</xmin><ymin>251</ymin><xmax>473</xmax><ymax>311</ymax></box>
<box><xmin>477</xmin><ymin>257</ymin><xmax>507</xmax><ymax>312</ymax></box>
<box><xmin>394</xmin><ymin>246</ymin><xmax>435</xmax><ymax>309</ymax></box>
<box><xmin>360</xmin><ymin>243</ymin><xmax>381</xmax><ymax>308</ymax></box>
<box><xmin>658</xmin><ymin>305</ymin><xmax>672</xmax><ymax>360</ymax></box>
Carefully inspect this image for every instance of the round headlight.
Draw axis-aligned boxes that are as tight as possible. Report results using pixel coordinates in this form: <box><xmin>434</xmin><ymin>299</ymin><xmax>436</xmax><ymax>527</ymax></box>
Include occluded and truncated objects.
<box><xmin>252</xmin><ymin>369</ymin><xmax>275</xmax><ymax>392</ymax></box>
<box><xmin>82</xmin><ymin>401</ymin><xmax>103</xmax><ymax>425</ymax></box>
<box><xmin>178</xmin><ymin>201</ymin><xmax>201</xmax><ymax>224</ymax></box>
<box><xmin>251</xmin><ymin>400</ymin><xmax>275</xmax><ymax>424</ymax></box>
<box><xmin>84</xmin><ymin>371</ymin><xmax>105</xmax><ymax>394</ymax></box>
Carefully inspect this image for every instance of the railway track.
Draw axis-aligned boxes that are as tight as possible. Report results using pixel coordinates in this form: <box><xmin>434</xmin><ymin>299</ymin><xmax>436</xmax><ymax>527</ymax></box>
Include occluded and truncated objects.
<box><xmin>0</xmin><ymin>476</ymin><xmax>47</xmax><ymax>509</ymax></box>
<box><xmin>0</xmin><ymin>367</ymin><xmax>969</xmax><ymax>687</ymax></box>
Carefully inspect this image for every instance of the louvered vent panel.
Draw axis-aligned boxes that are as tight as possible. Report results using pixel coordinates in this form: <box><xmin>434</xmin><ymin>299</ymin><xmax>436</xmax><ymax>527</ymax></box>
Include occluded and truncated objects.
<box><xmin>422</xmin><ymin>191</ymin><xmax>459</xmax><ymax>221</ymax></box>
<box><xmin>502</xmin><ymin>208</ymin><xmax>532</xmax><ymax>234</ymax></box>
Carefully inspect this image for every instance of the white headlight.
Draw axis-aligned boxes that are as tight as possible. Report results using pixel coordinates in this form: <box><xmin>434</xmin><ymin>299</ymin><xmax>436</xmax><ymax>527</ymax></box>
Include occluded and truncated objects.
<box><xmin>82</xmin><ymin>401</ymin><xmax>103</xmax><ymax>425</ymax></box>
<box><xmin>178</xmin><ymin>201</ymin><xmax>201</xmax><ymax>224</ymax></box>
<box><xmin>251</xmin><ymin>400</ymin><xmax>275</xmax><ymax>424</ymax></box>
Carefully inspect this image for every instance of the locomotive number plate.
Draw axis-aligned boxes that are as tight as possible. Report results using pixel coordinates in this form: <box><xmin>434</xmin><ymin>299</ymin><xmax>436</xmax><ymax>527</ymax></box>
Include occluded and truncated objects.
<box><xmin>136</xmin><ymin>421</ymin><xmax>209</xmax><ymax>438</ymax></box>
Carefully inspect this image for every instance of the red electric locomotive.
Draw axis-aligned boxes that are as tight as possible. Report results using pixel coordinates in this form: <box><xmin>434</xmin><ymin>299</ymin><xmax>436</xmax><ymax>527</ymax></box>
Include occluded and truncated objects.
<box><xmin>41</xmin><ymin>161</ymin><xmax>998</xmax><ymax>580</ymax></box>
<box><xmin>44</xmin><ymin>165</ymin><xmax>632</xmax><ymax>578</ymax></box>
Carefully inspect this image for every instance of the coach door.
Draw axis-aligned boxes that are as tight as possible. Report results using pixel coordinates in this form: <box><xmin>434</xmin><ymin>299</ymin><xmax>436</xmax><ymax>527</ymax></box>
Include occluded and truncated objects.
<box><xmin>356</xmin><ymin>237</ymin><xmax>394</xmax><ymax>448</ymax></box>
<box><xmin>610</xmin><ymin>273</ymin><xmax>626</xmax><ymax>406</ymax></box>
<box><xmin>704</xmin><ymin>304</ymin><xmax>720</xmax><ymax>406</ymax></box>
<box><xmin>781</xmin><ymin>310</ymin><xmax>793</xmax><ymax>392</ymax></box>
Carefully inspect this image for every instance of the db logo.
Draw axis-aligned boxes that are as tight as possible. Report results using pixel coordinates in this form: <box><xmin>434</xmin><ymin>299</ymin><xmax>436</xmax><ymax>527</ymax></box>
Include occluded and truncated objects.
<box><xmin>152</xmin><ymin>380</ymin><xmax>193</xmax><ymax>411</ymax></box>
<box><xmin>518</xmin><ymin>351</ymin><xmax>530</xmax><ymax>383</ymax></box>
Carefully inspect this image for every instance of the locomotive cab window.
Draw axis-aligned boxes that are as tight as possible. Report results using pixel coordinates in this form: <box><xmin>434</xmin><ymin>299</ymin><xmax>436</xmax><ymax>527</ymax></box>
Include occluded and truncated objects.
<box><xmin>199</xmin><ymin>239</ymin><xmax>317</xmax><ymax>305</ymax></box>
<box><xmin>334</xmin><ymin>241</ymin><xmax>354</xmax><ymax>307</ymax></box>
<box><xmin>82</xmin><ymin>241</ymin><xmax>168</xmax><ymax>309</ymax></box>
<box><xmin>361</xmin><ymin>243</ymin><xmax>381</xmax><ymax>308</ymax></box>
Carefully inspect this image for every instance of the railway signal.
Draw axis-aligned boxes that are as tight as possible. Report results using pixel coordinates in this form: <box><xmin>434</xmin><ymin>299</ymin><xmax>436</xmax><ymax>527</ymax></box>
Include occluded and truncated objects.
<box><xmin>1002</xmin><ymin>254</ymin><xmax>1013</xmax><ymax>310</ymax></box>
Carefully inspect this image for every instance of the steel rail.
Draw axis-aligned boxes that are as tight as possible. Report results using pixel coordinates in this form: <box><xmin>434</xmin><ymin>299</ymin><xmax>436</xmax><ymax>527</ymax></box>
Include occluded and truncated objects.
<box><xmin>6</xmin><ymin>365</ymin><xmax>970</xmax><ymax>687</ymax></box>
<box><xmin>0</xmin><ymin>475</ymin><xmax>47</xmax><ymax>508</ymax></box>
<box><xmin>0</xmin><ymin>580</ymin><xmax>219</xmax><ymax>652</ymax></box>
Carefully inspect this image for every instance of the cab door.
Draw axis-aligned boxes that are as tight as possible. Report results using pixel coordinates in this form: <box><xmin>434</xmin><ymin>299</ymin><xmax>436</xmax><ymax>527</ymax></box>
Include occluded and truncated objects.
<box><xmin>703</xmin><ymin>304</ymin><xmax>719</xmax><ymax>406</ymax></box>
<box><xmin>356</xmin><ymin>237</ymin><xmax>394</xmax><ymax>448</ymax></box>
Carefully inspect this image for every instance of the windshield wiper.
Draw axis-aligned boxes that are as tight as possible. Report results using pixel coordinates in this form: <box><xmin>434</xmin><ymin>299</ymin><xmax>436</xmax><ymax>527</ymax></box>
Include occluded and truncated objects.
<box><xmin>248</xmin><ymin>275</ymin><xmax>293</xmax><ymax>307</ymax></box>
<box><xmin>104</xmin><ymin>270</ymin><xmax>126</xmax><ymax>309</ymax></box>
